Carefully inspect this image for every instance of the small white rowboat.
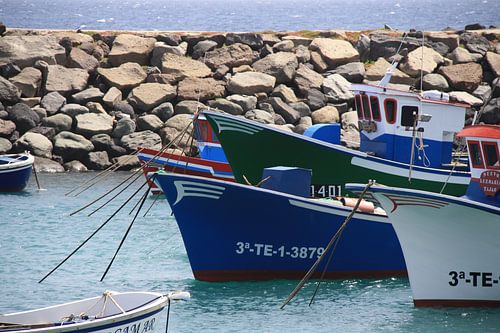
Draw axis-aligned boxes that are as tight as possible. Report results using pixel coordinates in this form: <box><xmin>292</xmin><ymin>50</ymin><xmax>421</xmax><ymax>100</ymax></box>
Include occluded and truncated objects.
<box><xmin>0</xmin><ymin>291</ymin><xmax>190</xmax><ymax>333</ymax></box>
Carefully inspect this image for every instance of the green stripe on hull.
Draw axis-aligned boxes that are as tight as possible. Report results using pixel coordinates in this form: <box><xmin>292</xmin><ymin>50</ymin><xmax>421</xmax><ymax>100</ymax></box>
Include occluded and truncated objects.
<box><xmin>205</xmin><ymin>112</ymin><xmax>469</xmax><ymax>197</ymax></box>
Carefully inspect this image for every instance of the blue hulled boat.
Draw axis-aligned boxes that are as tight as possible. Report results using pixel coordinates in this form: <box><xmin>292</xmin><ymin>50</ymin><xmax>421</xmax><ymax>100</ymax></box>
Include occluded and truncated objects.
<box><xmin>0</xmin><ymin>153</ymin><xmax>34</xmax><ymax>192</ymax></box>
<box><xmin>155</xmin><ymin>169</ymin><xmax>406</xmax><ymax>282</ymax></box>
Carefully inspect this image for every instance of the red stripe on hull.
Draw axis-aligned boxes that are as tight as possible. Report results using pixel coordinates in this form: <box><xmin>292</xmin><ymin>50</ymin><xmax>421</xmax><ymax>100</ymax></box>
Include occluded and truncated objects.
<box><xmin>193</xmin><ymin>269</ymin><xmax>407</xmax><ymax>282</ymax></box>
<box><xmin>414</xmin><ymin>299</ymin><xmax>500</xmax><ymax>307</ymax></box>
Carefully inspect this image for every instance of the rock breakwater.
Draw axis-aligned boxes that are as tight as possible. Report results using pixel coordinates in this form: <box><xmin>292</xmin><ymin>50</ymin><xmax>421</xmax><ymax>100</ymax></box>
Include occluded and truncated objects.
<box><xmin>0</xmin><ymin>25</ymin><xmax>499</xmax><ymax>172</ymax></box>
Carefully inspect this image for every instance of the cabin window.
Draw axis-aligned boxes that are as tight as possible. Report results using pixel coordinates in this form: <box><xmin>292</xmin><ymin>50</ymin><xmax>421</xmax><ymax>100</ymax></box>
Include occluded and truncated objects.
<box><xmin>355</xmin><ymin>95</ymin><xmax>363</xmax><ymax>119</ymax></box>
<box><xmin>401</xmin><ymin>106</ymin><xmax>419</xmax><ymax>127</ymax></box>
<box><xmin>194</xmin><ymin>121</ymin><xmax>209</xmax><ymax>142</ymax></box>
<box><xmin>468</xmin><ymin>141</ymin><xmax>484</xmax><ymax>168</ymax></box>
<box><xmin>482</xmin><ymin>142</ymin><xmax>499</xmax><ymax>169</ymax></box>
<box><xmin>362</xmin><ymin>95</ymin><xmax>371</xmax><ymax>120</ymax></box>
<box><xmin>370</xmin><ymin>96</ymin><xmax>381</xmax><ymax>121</ymax></box>
<box><xmin>384</xmin><ymin>99</ymin><xmax>397</xmax><ymax>124</ymax></box>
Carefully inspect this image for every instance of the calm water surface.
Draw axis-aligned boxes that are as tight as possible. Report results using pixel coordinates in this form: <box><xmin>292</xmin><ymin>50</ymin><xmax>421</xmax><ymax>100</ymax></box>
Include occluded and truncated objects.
<box><xmin>1</xmin><ymin>173</ymin><xmax>499</xmax><ymax>332</ymax></box>
<box><xmin>0</xmin><ymin>0</ymin><xmax>499</xmax><ymax>32</ymax></box>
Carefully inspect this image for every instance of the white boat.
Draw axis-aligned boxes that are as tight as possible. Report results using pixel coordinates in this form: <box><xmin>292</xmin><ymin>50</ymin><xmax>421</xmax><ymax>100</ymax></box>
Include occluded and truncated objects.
<box><xmin>347</xmin><ymin>125</ymin><xmax>500</xmax><ymax>307</ymax></box>
<box><xmin>0</xmin><ymin>291</ymin><xmax>190</xmax><ymax>333</ymax></box>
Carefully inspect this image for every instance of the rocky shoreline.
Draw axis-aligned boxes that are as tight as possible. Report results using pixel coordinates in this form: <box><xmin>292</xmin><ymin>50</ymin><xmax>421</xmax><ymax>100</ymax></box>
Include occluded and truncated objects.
<box><xmin>0</xmin><ymin>24</ymin><xmax>499</xmax><ymax>172</ymax></box>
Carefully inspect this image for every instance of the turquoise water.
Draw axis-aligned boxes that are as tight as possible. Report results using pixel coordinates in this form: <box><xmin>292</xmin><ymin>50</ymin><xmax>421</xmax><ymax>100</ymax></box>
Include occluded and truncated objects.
<box><xmin>1</xmin><ymin>173</ymin><xmax>499</xmax><ymax>332</ymax></box>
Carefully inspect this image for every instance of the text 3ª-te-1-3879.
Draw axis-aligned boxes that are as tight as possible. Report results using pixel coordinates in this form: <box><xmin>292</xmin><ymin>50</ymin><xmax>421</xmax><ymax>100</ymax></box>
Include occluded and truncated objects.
<box><xmin>235</xmin><ymin>242</ymin><xmax>325</xmax><ymax>259</ymax></box>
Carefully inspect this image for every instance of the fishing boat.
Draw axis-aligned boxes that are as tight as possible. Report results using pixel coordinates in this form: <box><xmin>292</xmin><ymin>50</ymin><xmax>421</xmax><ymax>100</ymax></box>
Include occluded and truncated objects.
<box><xmin>154</xmin><ymin>167</ymin><xmax>406</xmax><ymax>282</ymax></box>
<box><xmin>347</xmin><ymin>125</ymin><xmax>499</xmax><ymax>307</ymax></box>
<box><xmin>202</xmin><ymin>81</ymin><xmax>471</xmax><ymax>197</ymax></box>
<box><xmin>0</xmin><ymin>290</ymin><xmax>190</xmax><ymax>333</ymax></box>
<box><xmin>0</xmin><ymin>153</ymin><xmax>34</xmax><ymax>192</ymax></box>
<box><xmin>138</xmin><ymin>115</ymin><xmax>233</xmax><ymax>194</ymax></box>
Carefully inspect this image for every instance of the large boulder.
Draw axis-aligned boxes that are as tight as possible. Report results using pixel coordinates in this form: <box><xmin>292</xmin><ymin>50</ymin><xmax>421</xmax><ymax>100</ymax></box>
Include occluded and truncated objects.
<box><xmin>427</xmin><ymin>32</ymin><xmax>459</xmax><ymax>51</ymax></box>
<box><xmin>60</xmin><ymin>103</ymin><xmax>89</xmax><ymax>117</ymax></box>
<box><xmin>102</xmin><ymin>86</ymin><xmax>122</xmax><ymax>108</ymax></box>
<box><xmin>204</xmin><ymin>43</ymin><xmax>256</xmax><ymax>70</ymax></box>
<box><xmin>311</xmin><ymin>105</ymin><xmax>340</xmax><ymax>124</ymax></box>
<box><xmin>226</xmin><ymin>95</ymin><xmax>258</xmax><ymax>111</ymax></box>
<box><xmin>268</xmin><ymin>97</ymin><xmax>301</xmax><ymax>124</ymax></box>
<box><xmin>309</xmin><ymin>38</ymin><xmax>359</xmax><ymax>68</ymax></box>
<box><xmin>0</xmin><ymin>137</ymin><xmax>12</xmax><ymax>153</ymax></box>
<box><xmin>8</xmin><ymin>67</ymin><xmax>41</xmax><ymax>98</ymax></box>
<box><xmin>161</xmin><ymin>53</ymin><xmax>212</xmax><ymax>80</ymax></box>
<box><xmin>322</xmin><ymin>74</ymin><xmax>354</xmax><ymax>103</ymax></box>
<box><xmin>67</xmin><ymin>47</ymin><xmax>100</xmax><ymax>73</ymax></box>
<box><xmin>174</xmin><ymin>100</ymin><xmax>206</xmax><ymax>115</ymax></box>
<box><xmin>485</xmin><ymin>51</ymin><xmax>500</xmax><ymax>77</ymax></box>
<box><xmin>227</xmin><ymin>72</ymin><xmax>276</xmax><ymax>95</ymax></box>
<box><xmin>438</xmin><ymin>62</ymin><xmax>483</xmax><ymax>92</ymax></box>
<box><xmin>365</xmin><ymin>57</ymin><xmax>415</xmax><ymax>85</ymax></box>
<box><xmin>7</xmin><ymin>103</ymin><xmax>39</xmax><ymax>133</ymax></box>
<box><xmin>40</xmin><ymin>91</ymin><xmax>66</xmax><ymax>115</ymax></box>
<box><xmin>208</xmin><ymin>99</ymin><xmax>244</xmax><ymax>115</ymax></box>
<box><xmin>152</xmin><ymin>102</ymin><xmax>174</xmax><ymax>121</ymax></box>
<box><xmin>252</xmin><ymin>52</ymin><xmax>298</xmax><ymax>84</ymax></box>
<box><xmin>271</xmin><ymin>84</ymin><xmax>298</xmax><ymax>104</ymax></box>
<box><xmin>108</xmin><ymin>34</ymin><xmax>156</xmax><ymax>67</ymax></box>
<box><xmin>85</xmin><ymin>151</ymin><xmax>111</xmax><ymax>170</ymax></box>
<box><xmin>177</xmin><ymin>77</ymin><xmax>226</xmax><ymax>101</ymax></box>
<box><xmin>225</xmin><ymin>33</ymin><xmax>263</xmax><ymax>50</ymax></box>
<box><xmin>369</xmin><ymin>33</ymin><xmax>420</xmax><ymax>60</ymax></box>
<box><xmin>294</xmin><ymin>64</ymin><xmax>324</xmax><ymax>96</ymax></box>
<box><xmin>0</xmin><ymin>119</ymin><xmax>16</xmax><ymax>137</ymax></box>
<box><xmin>330</xmin><ymin>62</ymin><xmax>365</xmax><ymax>83</ymax></box>
<box><xmin>42</xmin><ymin>113</ymin><xmax>73</xmax><ymax>133</ymax></box>
<box><xmin>112</xmin><ymin>155</ymin><xmax>140</xmax><ymax>170</ymax></box>
<box><xmin>13</xmin><ymin>132</ymin><xmax>53</xmax><ymax>158</ymax></box>
<box><xmin>97</xmin><ymin>62</ymin><xmax>147</xmax><ymax>90</ymax></box>
<box><xmin>45</xmin><ymin>65</ymin><xmax>89</xmax><ymax>94</ymax></box>
<box><xmin>127</xmin><ymin>82</ymin><xmax>176</xmax><ymax>112</ymax></box>
<box><xmin>460</xmin><ymin>32</ymin><xmax>491</xmax><ymax>55</ymax></box>
<box><xmin>399</xmin><ymin>46</ymin><xmax>444</xmax><ymax>77</ymax></box>
<box><xmin>478</xmin><ymin>98</ymin><xmax>499</xmax><ymax>125</ymax></box>
<box><xmin>33</xmin><ymin>156</ymin><xmax>65</xmax><ymax>172</ymax></box>
<box><xmin>112</xmin><ymin>117</ymin><xmax>136</xmax><ymax>138</ymax></box>
<box><xmin>120</xmin><ymin>130</ymin><xmax>162</xmax><ymax>152</ymax></box>
<box><xmin>192</xmin><ymin>40</ymin><xmax>218</xmax><ymax>59</ymax></box>
<box><xmin>151</xmin><ymin>42</ymin><xmax>187</xmax><ymax>67</ymax></box>
<box><xmin>422</xmin><ymin>73</ymin><xmax>450</xmax><ymax>91</ymax></box>
<box><xmin>53</xmin><ymin>131</ymin><xmax>94</xmax><ymax>161</ymax></box>
<box><xmin>136</xmin><ymin>114</ymin><xmax>164</xmax><ymax>131</ymax></box>
<box><xmin>0</xmin><ymin>76</ymin><xmax>21</xmax><ymax>103</ymax></box>
<box><xmin>244</xmin><ymin>109</ymin><xmax>274</xmax><ymax>124</ymax></box>
<box><xmin>75</xmin><ymin>113</ymin><xmax>113</xmax><ymax>137</ymax></box>
<box><xmin>448</xmin><ymin>47</ymin><xmax>476</xmax><ymax>64</ymax></box>
<box><xmin>0</xmin><ymin>35</ymin><xmax>66</xmax><ymax>68</ymax></box>
<box><xmin>91</xmin><ymin>133</ymin><xmax>127</xmax><ymax>157</ymax></box>
<box><xmin>71</xmin><ymin>87</ymin><xmax>104</xmax><ymax>105</ymax></box>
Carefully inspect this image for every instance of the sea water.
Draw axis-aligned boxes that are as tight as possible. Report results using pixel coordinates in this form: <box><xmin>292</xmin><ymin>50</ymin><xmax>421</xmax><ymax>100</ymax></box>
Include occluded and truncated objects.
<box><xmin>1</xmin><ymin>172</ymin><xmax>499</xmax><ymax>332</ymax></box>
<box><xmin>0</xmin><ymin>0</ymin><xmax>499</xmax><ymax>32</ymax></box>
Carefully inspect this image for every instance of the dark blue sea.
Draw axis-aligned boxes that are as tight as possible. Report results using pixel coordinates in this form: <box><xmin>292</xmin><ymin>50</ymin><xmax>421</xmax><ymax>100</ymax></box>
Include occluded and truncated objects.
<box><xmin>0</xmin><ymin>0</ymin><xmax>499</xmax><ymax>32</ymax></box>
<box><xmin>1</xmin><ymin>173</ymin><xmax>500</xmax><ymax>332</ymax></box>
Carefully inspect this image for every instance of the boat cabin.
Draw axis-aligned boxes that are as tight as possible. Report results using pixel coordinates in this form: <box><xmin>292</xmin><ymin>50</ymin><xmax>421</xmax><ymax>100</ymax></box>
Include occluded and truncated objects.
<box><xmin>193</xmin><ymin>114</ymin><xmax>228</xmax><ymax>163</ymax></box>
<box><xmin>457</xmin><ymin>125</ymin><xmax>499</xmax><ymax>206</ymax></box>
<box><xmin>351</xmin><ymin>83</ymin><xmax>470</xmax><ymax>169</ymax></box>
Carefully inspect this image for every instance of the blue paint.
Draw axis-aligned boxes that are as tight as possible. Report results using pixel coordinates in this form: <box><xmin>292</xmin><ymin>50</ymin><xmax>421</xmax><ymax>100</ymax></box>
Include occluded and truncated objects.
<box><xmin>260</xmin><ymin>167</ymin><xmax>312</xmax><ymax>197</ymax></box>
<box><xmin>304</xmin><ymin>124</ymin><xmax>341</xmax><ymax>145</ymax></box>
<box><xmin>198</xmin><ymin>145</ymin><xmax>228</xmax><ymax>163</ymax></box>
<box><xmin>0</xmin><ymin>165</ymin><xmax>33</xmax><ymax>192</ymax></box>
<box><xmin>464</xmin><ymin>180</ymin><xmax>500</xmax><ymax>207</ymax></box>
<box><xmin>155</xmin><ymin>172</ymin><xmax>406</xmax><ymax>281</ymax></box>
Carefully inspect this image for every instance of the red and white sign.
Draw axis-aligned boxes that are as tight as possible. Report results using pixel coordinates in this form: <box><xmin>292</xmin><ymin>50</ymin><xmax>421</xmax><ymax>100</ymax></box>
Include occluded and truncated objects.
<box><xmin>479</xmin><ymin>170</ymin><xmax>500</xmax><ymax>197</ymax></box>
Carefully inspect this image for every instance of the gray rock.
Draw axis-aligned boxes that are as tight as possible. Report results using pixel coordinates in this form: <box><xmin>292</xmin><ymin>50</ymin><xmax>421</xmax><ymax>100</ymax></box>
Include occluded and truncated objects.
<box><xmin>271</xmin><ymin>84</ymin><xmax>298</xmax><ymax>104</ymax></box>
<box><xmin>295</xmin><ymin>45</ymin><xmax>310</xmax><ymax>63</ymax></box>
<box><xmin>75</xmin><ymin>113</ymin><xmax>113</xmax><ymax>137</ymax></box>
<box><xmin>53</xmin><ymin>131</ymin><xmax>94</xmax><ymax>161</ymax></box>
<box><xmin>244</xmin><ymin>109</ymin><xmax>274</xmax><ymax>124</ymax></box>
<box><xmin>91</xmin><ymin>133</ymin><xmax>127</xmax><ymax>157</ymax></box>
<box><xmin>120</xmin><ymin>130</ymin><xmax>162</xmax><ymax>152</ymax></box>
<box><xmin>161</xmin><ymin>53</ymin><xmax>211</xmax><ymax>80</ymax></box>
<box><xmin>33</xmin><ymin>156</ymin><xmax>65</xmax><ymax>172</ymax></box>
<box><xmin>460</xmin><ymin>32</ymin><xmax>491</xmax><ymax>55</ymax></box>
<box><xmin>13</xmin><ymin>132</ymin><xmax>53</xmax><ymax>158</ymax></box>
<box><xmin>177</xmin><ymin>77</ymin><xmax>226</xmax><ymax>101</ymax></box>
<box><xmin>0</xmin><ymin>35</ymin><xmax>66</xmax><ymax>68</ymax></box>
<box><xmin>67</xmin><ymin>47</ymin><xmax>99</xmax><ymax>73</ymax></box>
<box><xmin>112</xmin><ymin>117</ymin><xmax>136</xmax><ymax>139</ymax></box>
<box><xmin>21</xmin><ymin>97</ymin><xmax>41</xmax><ymax>108</ymax></box>
<box><xmin>45</xmin><ymin>65</ymin><xmax>89</xmax><ymax>94</ymax></box>
<box><xmin>449</xmin><ymin>91</ymin><xmax>483</xmax><ymax>107</ymax></box>
<box><xmin>0</xmin><ymin>137</ymin><xmax>12</xmax><ymax>153</ymax></box>
<box><xmin>8</xmin><ymin>67</ymin><xmax>41</xmax><ymax>98</ymax></box>
<box><xmin>108</xmin><ymin>34</ymin><xmax>156</xmax><ymax>67</ymax></box>
<box><xmin>310</xmin><ymin>51</ymin><xmax>328</xmax><ymax>73</ymax></box>
<box><xmin>472</xmin><ymin>84</ymin><xmax>492</xmax><ymax>102</ymax></box>
<box><xmin>486</xmin><ymin>51</ymin><xmax>500</xmax><ymax>77</ymax></box>
<box><xmin>204</xmin><ymin>43</ymin><xmax>256</xmax><ymax>70</ymax></box>
<box><xmin>267</xmin><ymin>97</ymin><xmax>301</xmax><ymax>124</ymax></box>
<box><xmin>226</xmin><ymin>95</ymin><xmax>258</xmax><ymax>111</ymax></box>
<box><xmin>330</xmin><ymin>62</ymin><xmax>365</xmax><ymax>83</ymax></box>
<box><xmin>478</xmin><ymin>97</ymin><xmax>499</xmax><ymax>124</ymax></box>
<box><xmin>0</xmin><ymin>62</ymin><xmax>21</xmax><ymax>79</ymax></box>
<box><xmin>290</xmin><ymin>102</ymin><xmax>311</xmax><ymax>117</ymax></box>
<box><xmin>113</xmin><ymin>101</ymin><xmax>135</xmax><ymax>117</ymax></box>
<box><xmin>422</xmin><ymin>73</ymin><xmax>450</xmax><ymax>91</ymax></box>
<box><xmin>174</xmin><ymin>100</ymin><xmax>206</xmax><ymax>115</ymax></box>
<box><xmin>85</xmin><ymin>151</ymin><xmax>111</xmax><ymax>170</ymax></box>
<box><xmin>86</xmin><ymin>101</ymin><xmax>106</xmax><ymax>114</ymax></box>
<box><xmin>227</xmin><ymin>72</ymin><xmax>276</xmax><ymax>95</ymax></box>
<box><xmin>0</xmin><ymin>118</ymin><xmax>16</xmax><ymax>137</ymax></box>
<box><xmin>273</xmin><ymin>113</ymin><xmax>286</xmax><ymax>125</ymax></box>
<box><xmin>298</xmin><ymin>116</ymin><xmax>313</xmax><ymax>127</ymax></box>
<box><xmin>42</xmin><ymin>113</ymin><xmax>73</xmax><ymax>133</ymax></box>
<box><xmin>427</xmin><ymin>32</ymin><xmax>459</xmax><ymax>51</ymax></box>
<box><xmin>260</xmin><ymin>44</ymin><xmax>273</xmax><ymax>58</ymax></box>
<box><xmin>192</xmin><ymin>40</ymin><xmax>218</xmax><ymax>59</ymax></box>
<box><xmin>151</xmin><ymin>42</ymin><xmax>187</xmax><ymax>68</ymax></box>
<box><xmin>98</xmin><ymin>62</ymin><xmax>147</xmax><ymax>90</ymax></box>
<box><xmin>64</xmin><ymin>160</ymin><xmax>88</xmax><ymax>172</ymax></box>
<box><xmin>127</xmin><ymin>82</ymin><xmax>176</xmax><ymax>112</ymax></box>
<box><xmin>438</xmin><ymin>62</ymin><xmax>483</xmax><ymax>92</ymax></box>
<box><xmin>71</xmin><ymin>87</ymin><xmax>104</xmax><ymax>104</ymax></box>
<box><xmin>226</xmin><ymin>33</ymin><xmax>263</xmax><ymax>50</ymax></box>
<box><xmin>208</xmin><ymin>99</ymin><xmax>245</xmax><ymax>115</ymax></box>
<box><xmin>102</xmin><ymin>86</ymin><xmax>122</xmax><ymax>108</ymax></box>
<box><xmin>159</xmin><ymin>126</ymin><xmax>195</xmax><ymax>151</ymax></box>
<box><xmin>273</xmin><ymin>40</ymin><xmax>294</xmax><ymax>52</ymax></box>
<box><xmin>27</xmin><ymin>126</ymin><xmax>56</xmax><ymax>141</ymax></box>
<box><xmin>448</xmin><ymin>47</ymin><xmax>475</xmax><ymax>64</ymax></box>
<box><xmin>311</xmin><ymin>105</ymin><xmax>340</xmax><ymax>124</ymax></box>
<box><xmin>252</xmin><ymin>52</ymin><xmax>298</xmax><ymax>84</ymax></box>
<box><xmin>369</xmin><ymin>34</ymin><xmax>421</xmax><ymax>60</ymax></box>
<box><xmin>40</xmin><ymin>91</ymin><xmax>66</xmax><ymax>115</ymax></box>
<box><xmin>156</xmin><ymin>34</ymin><xmax>182</xmax><ymax>46</ymax></box>
<box><xmin>152</xmin><ymin>102</ymin><xmax>174</xmax><ymax>121</ymax></box>
<box><xmin>7</xmin><ymin>103</ymin><xmax>40</xmax><ymax>133</ymax></box>
<box><xmin>0</xmin><ymin>76</ymin><xmax>21</xmax><ymax>103</ymax></box>
<box><xmin>322</xmin><ymin>74</ymin><xmax>354</xmax><ymax>103</ymax></box>
<box><xmin>164</xmin><ymin>114</ymin><xmax>194</xmax><ymax>132</ymax></box>
<box><xmin>137</xmin><ymin>114</ymin><xmax>164</xmax><ymax>131</ymax></box>
<box><xmin>112</xmin><ymin>155</ymin><xmax>140</xmax><ymax>170</ymax></box>
<box><xmin>294</xmin><ymin>63</ymin><xmax>324</xmax><ymax>96</ymax></box>
<box><xmin>355</xmin><ymin>34</ymin><xmax>371</xmax><ymax>62</ymax></box>
<box><xmin>310</xmin><ymin>38</ymin><xmax>360</xmax><ymax>68</ymax></box>
<box><xmin>307</xmin><ymin>89</ymin><xmax>327</xmax><ymax>111</ymax></box>
<box><xmin>60</xmin><ymin>103</ymin><xmax>89</xmax><ymax>117</ymax></box>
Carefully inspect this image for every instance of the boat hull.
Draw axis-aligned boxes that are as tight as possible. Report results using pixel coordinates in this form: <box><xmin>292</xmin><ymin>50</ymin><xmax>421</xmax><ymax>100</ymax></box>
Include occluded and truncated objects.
<box><xmin>155</xmin><ymin>172</ymin><xmax>406</xmax><ymax>281</ymax></box>
<box><xmin>203</xmin><ymin>111</ymin><xmax>470</xmax><ymax>197</ymax></box>
<box><xmin>0</xmin><ymin>154</ymin><xmax>34</xmax><ymax>192</ymax></box>
<box><xmin>347</xmin><ymin>184</ymin><xmax>500</xmax><ymax>307</ymax></box>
